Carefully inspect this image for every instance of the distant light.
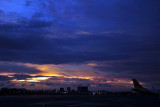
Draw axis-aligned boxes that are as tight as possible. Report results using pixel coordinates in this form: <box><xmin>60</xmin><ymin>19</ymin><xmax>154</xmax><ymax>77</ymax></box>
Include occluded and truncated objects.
<box><xmin>8</xmin><ymin>75</ymin><xmax>14</xmax><ymax>77</ymax></box>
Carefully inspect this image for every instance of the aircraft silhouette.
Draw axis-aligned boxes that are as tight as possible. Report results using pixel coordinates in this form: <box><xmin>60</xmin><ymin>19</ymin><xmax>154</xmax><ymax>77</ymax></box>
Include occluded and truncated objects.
<box><xmin>132</xmin><ymin>79</ymin><xmax>160</xmax><ymax>95</ymax></box>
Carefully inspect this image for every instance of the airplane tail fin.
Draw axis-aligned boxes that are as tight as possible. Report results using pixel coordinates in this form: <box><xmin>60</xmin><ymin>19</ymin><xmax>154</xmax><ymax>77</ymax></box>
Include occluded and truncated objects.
<box><xmin>132</xmin><ymin>79</ymin><xmax>144</xmax><ymax>89</ymax></box>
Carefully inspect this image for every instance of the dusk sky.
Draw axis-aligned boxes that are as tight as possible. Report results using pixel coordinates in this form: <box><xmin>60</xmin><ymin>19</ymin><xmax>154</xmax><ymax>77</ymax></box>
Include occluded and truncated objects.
<box><xmin>0</xmin><ymin>0</ymin><xmax>160</xmax><ymax>91</ymax></box>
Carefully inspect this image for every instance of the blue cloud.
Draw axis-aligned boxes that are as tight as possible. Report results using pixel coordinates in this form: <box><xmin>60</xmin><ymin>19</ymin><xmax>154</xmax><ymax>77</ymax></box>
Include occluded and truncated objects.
<box><xmin>0</xmin><ymin>0</ymin><xmax>160</xmax><ymax>89</ymax></box>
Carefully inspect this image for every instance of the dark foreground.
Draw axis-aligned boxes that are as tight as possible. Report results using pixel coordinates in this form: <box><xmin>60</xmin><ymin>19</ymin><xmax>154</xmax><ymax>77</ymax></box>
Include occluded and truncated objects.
<box><xmin>0</xmin><ymin>95</ymin><xmax>160</xmax><ymax>107</ymax></box>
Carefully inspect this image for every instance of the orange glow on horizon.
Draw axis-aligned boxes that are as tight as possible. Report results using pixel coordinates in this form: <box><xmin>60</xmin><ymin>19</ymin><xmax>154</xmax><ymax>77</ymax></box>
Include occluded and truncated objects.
<box><xmin>25</xmin><ymin>63</ymin><xmax>100</xmax><ymax>79</ymax></box>
<box><xmin>67</xmin><ymin>76</ymin><xmax>94</xmax><ymax>80</ymax></box>
<box><xmin>87</xmin><ymin>63</ymin><xmax>98</xmax><ymax>66</ymax></box>
<box><xmin>25</xmin><ymin>63</ymin><xmax>62</xmax><ymax>77</ymax></box>
<box><xmin>106</xmin><ymin>79</ymin><xmax>133</xmax><ymax>84</ymax></box>
<box><xmin>0</xmin><ymin>73</ymin><xmax>15</xmax><ymax>76</ymax></box>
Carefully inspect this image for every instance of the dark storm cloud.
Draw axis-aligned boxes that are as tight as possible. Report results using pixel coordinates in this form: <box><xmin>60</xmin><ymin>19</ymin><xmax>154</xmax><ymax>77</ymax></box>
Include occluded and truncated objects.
<box><xmin>93</xmin><ymin>59</ymin><xmax>160</xmax><ymax>86</ymax></box>
<box><xmin>82</xmin><ymin>0</ymin><xmax>160</xmax><ymax>28</ymax></box>
<box><xmin>0</xmin><ymin>76</ymin><xmax>15</xmax><ymax>89</ymax></box>
<box><xmin>29</xmin><ymin>83</ymin><xmax>35</xmax><ymax>86</ymax></box>
<box><xmin>0</xmin><ymin>75</ymin><xmax>11</xmax><ymax>81</ymax></box>
<box><xmin>0</xmin><ymin>81</ymin><xmax>15</xmax><ymax>88</ymax></box>
<box><xmin>0</xmin><ymin>62</ymin><xmax>41</xmax><ymax>74</ymax></box>
<box><xmin>48</xmin><ymin>76</ymin><xmax>91</xmax><ymax>83</ymax></box>
<box><xmin>0</xmin><ymin>1</ymin><xmax>159</xmax><ymax>64</ymax></box>
<box><xmin>0</xmin><ymin>25</ymin><xmax>159</xmax><ymax>65</ymax></box>
<box><xmin>13</xmin><ymin>74</ymin><xmax>32</xmax><ymax>80</ymax></box>
<box><xmin>21</xmin><ymin>84</ymin><xmax>26</xmax><ymax>87</ymax></box>
<box><xmin>0</xmin><ymin>10</ymin><xmax>3</xmax><ymax>16</ymax></box>
<box><xmin>0</xmin><ymin>20</ymin><xmax>53</xmax><ymax>32</ymax></box>
<box><xmin>44</xmin><ymin>78</ymin><xmax>113</xmax><ymax>89</ymax></box>
<box><xmin>0</xmin><ymin>0</ymin><xmax>159</xmax><ymax>89</ymax></box>
<box><xmin>97</xmin><ymin>83</ymin><xmax>113</xmax><ymax>88</ymax></box>
<box><xmin>25</xmin><ymin>0</ymin><xmax>33</xmax><ymax>7</ymax></box>
<box><xmin>0</xmin><ymin>0</ymin><xmax>159</xmax><ymax>65</ymax></box>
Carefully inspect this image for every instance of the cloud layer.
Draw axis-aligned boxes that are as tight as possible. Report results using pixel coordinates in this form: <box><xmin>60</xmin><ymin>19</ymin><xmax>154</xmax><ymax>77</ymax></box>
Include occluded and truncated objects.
<box><xmin>0</xmin><ymin>0</ymin><xmax>159</xmax><ymax>90</ymax></box>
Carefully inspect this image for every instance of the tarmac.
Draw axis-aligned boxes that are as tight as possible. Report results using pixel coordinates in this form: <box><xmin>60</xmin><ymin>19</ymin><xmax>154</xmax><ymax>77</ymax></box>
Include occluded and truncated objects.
<box><xmin>0</xmin><ymin>95</ymin><xmax>160</xmax><ymax>107</ymax></box>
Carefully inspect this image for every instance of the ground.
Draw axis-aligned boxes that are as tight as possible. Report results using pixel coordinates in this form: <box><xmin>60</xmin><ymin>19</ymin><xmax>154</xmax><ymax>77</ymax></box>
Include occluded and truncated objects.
<box><xmin>0</xmin><ymin>95</ymin><xmax>160</xmax><ymax>107</ymax></box>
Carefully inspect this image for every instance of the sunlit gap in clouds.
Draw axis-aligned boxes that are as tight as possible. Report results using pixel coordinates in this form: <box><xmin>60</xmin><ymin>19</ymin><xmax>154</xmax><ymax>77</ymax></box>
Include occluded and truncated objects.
<box><xmin>19</xmin><ymin>63</ymin><xmax>132</xmax><ymax>87</ymax></box>
<box><xmin>25</xmin><ymin>63</ymin><xmax>100</xmax><ymax>80</ymax></box>
<box><xmin>11</xmin><ymin>77</ymin><xmax>51</xmax><ymax>82</ymax></box>
<box><xmin>0</xmin><ymin>61</ymin><xmax>135</xmax><ymax>90</ymax></box>
<box><xmin>3</xmin><ymin>62</ymin><xmax>99</xmax><ymax>84</ymax></box>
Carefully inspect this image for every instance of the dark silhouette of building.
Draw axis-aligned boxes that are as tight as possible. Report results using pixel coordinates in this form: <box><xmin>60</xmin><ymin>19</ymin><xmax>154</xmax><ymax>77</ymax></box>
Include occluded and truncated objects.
<box><xmin>0</xmin><ymin>87</ymin><xmax>135</xmax><ymax>96</ymax></box>
<box><xmin>60</xmin><ymin>88</ymin><xmax>64</xmax><ymax>92</ymax></box>
<box><xmin>67</xmin><ymin>87</ymin><xmax>71</xmax><ymax>92</ymax></box>
<box><xmin>77</xmin><ymin>86</ymin><xmax>88</xmax><ymax>93</ymax></box>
